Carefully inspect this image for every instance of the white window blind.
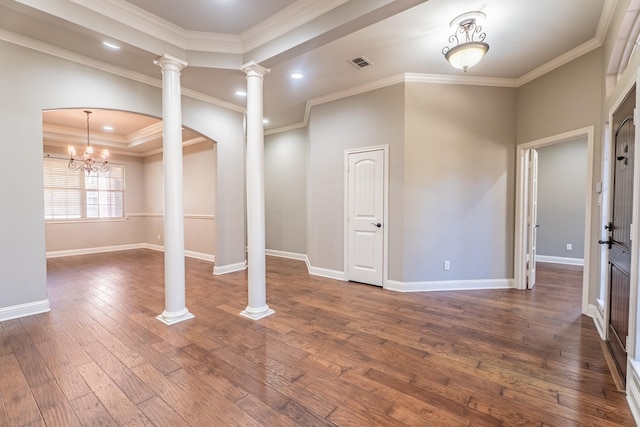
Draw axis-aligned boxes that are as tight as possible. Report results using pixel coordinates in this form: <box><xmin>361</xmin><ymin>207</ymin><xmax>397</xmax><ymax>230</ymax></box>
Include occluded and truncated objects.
<box><xmin>43</xmin><ymin>157</ymin><xmax>125</xmax><ymax>220</ymax></box>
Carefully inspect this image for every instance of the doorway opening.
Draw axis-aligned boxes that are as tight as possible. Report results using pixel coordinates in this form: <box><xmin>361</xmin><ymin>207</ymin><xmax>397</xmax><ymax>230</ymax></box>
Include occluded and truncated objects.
<box><xmin>514</xmin><ymin>127</ymin><xmax>595</xmax><ymax>315</ymax></box>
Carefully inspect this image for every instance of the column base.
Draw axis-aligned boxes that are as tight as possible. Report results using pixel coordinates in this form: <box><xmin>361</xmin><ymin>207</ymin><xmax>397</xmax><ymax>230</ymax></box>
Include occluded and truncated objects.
<box><xmin>240</xmin><ymin>305</ymin><xmax>275</xmax><ymax>321</ymax></box>
<box><xmin>156</xmin><ymin>307</ymin><xmax>195</xmax><ymax>325</ymax></box>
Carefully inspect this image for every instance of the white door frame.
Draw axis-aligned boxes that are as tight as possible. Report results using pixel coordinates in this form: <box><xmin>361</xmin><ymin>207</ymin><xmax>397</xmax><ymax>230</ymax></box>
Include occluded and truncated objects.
<box><xmin>344</xmin><ymin>145</ymin><xmax>389</xmax><ymax>286</ymax></box>
<box><xmin>514</xmin><ymin>126</ymin><xmax>595</xmax><ymax>316</ymax></box>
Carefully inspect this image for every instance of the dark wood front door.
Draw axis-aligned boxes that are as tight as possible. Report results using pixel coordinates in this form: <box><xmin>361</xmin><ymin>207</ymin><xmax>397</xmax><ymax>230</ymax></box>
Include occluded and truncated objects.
<box><xmin>606</xmin><ymin>88</ymin><xmax>635</xmax><ymax>380</ymax></box>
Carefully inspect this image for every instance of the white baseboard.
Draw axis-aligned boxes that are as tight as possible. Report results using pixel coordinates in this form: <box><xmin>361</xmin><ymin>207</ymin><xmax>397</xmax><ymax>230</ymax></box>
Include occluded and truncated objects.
<box><xmin>46</xmin><ymin>243</ymin><xmax>143</xmax><ymax>258</ymax></box>
<box><xmin>308</xmin><ymin>265</ymin><xmax>346</xmax><ymax>281</ymax></box>
<box><xmin>47</xmin><ymin>243</ymin><xmax>215</xmax><ymax>263</ymax></box>
<box><xmin>0</xmin><ymin>299</ymin><xmax>50</xmax><ymax>322</ymax></box>
<box><xmin>588</xmin><ymin>302</ymin><xmax>606</xmax><ymax>339</ymax></box>
<box><xmin>213</xmin><ymin>260</ymin><xmax>247</xmax><ymax>275</ymax></box>
<box><xmin>266</xmin><ymin>249</ymin><xmax>308</xmax><ymax>261</ymax></box>
<box><xmin>385</xmin><ymin>278</ymin><xmax>514</xmax><ymax>292</ymax></box>
<box><xmin>184</xmin><ymin>250</ymin><xmax>215</xmax><ymax>263</ymax></box>
<box><xmin>265</xmin><ymin>249</ymin><xmax>346</xmax><ymax>281</ymax></box>
<box><xmin>627</xmin><ymin>360</ymin><xmax>640</xmax><ymax>425</ymax></box>
<box><xmin>536</xmin><ymin>255</ymin><xmax>584</xmax><ymax>266</ymax></box>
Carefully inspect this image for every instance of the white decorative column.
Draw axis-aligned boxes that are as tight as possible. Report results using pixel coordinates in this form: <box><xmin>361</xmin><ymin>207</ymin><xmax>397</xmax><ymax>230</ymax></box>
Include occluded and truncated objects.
<box><xmin>155</xmin><ymin>54</ymin><xmax>194</xmax><ymax>325</ymax></box>
<box><xmin>240</xmin><ymin>61</ymin><xmax>274</xmax><ymax>320</ymax></box>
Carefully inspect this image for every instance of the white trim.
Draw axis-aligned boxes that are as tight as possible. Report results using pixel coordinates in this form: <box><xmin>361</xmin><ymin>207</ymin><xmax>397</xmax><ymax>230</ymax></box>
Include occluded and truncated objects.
<box><xmin>344</xmin><ymin>145</ymin><xmax>389</xmax><ymax>287</ymax></box>
<box><xmin>0</xmin><ymin>299</ymin><xmax>51</xmax><ymax>322</ymax></box>
<box><xmin>514</xmin><ymin>126</ymin><xmax>595</xmax><ymax>316</ymax></box>
<box><xmin>536</xmin><ymin>255</ymin><xmax>585</xmax><ymax>266</ymax></box>
<box><xmin>46</xmin><ymin>243</ymin><xmax>214</xmax><ymax>262</ymax></box>
<box><xmin>385</xmin><ymin>279</ymin><xmax>514</xmax><ymax>293</ymax></box>
<box><xmin>184</xmin><ymin>214</ymin><xmax>215</xmax><ymax>220</ymax></box>
<box><xmin>589</xmin><ymin>302</ymin><xmax>607</xmax><ymax>340</ymax></box>
<box><xmin>184</xmin><ymin>251</ymin><xmax>215</xmax><ymax>263</ymax></box>
<box><xmin>266</xmin><ymin>73</ymin><xmax>519</xmax><ymax>136</ymax></box>
<box><xmin>265</xmin><ymin>249</ymin><xmax>307</xmax><ymax>261</ymax></box>
<box><xmin>213</xmin><ymin>260</ymin><xmax>247</xmax><ymax>275</ymax></box>
<box><xmin>46</xmin><ymin>243</ymin><xmax>143</xmax><ymax>258</ymax></box>
<box><xmin>307</xmin><ymin>265</ymin><xmax>346</xmax><ymax>281</ymax></box>
<box><xmin>628</xmin><ymin>359</ymin><xmax>640</xmax><ymax>425</ymax></box>
<box><xmin>517</xmin><ymin>38</ymin><xmax>602</xmax><ymax>86</ymax></box>
<box><xmin>0</xmin><ymin>29</ymin><xmax>244</xmax><ymax>114</ymax></box>
<box><xmin>627</xmin><ymin>74</ymin><xmax>640</xmax><ymax>362</ymax></box>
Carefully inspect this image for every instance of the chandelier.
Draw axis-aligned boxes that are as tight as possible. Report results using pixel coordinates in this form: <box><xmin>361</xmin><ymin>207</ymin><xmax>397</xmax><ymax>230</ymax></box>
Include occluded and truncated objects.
<box><xmin>442</xmin><ymin>11</ymin><xmax>489</xmax><ymax>71</ymax></box>
<box><xmin>68</xmin><ymin>110</ymin><xmax>109</xmax><ymax>174</ymax></box>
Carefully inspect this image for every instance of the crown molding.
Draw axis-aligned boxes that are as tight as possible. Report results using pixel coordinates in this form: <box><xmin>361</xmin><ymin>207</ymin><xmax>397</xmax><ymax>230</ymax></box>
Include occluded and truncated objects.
<box><xmin>516</xmin><ymin>38</ymin><xmax>602</xmax><ymax>86</ymax></box>
<box><xmin>142</xmin><ymin>135</ymin><xmax>208</xmax><ymax>157</ymax></box>
<box><xmin>70</xmin><ymin>0</ymin><xmax>346</xmax><ymax>55</ymax></box>
<box><xmin>68</xmin><ymin>0</ymin><xmax>187</xmax><ymax>49</ymax></box>
<box><xmin>597</xmin><ymin>0</ymin><xmax>618</xmax><ymax>42</ymax></box>
<box><xmin>266</xmin><ymin>72</ymin><xmax>518</xmax><ymax>135</ymax></box>
<box><xmin>405</xmin><ymin>73</ymin><xmax>518</xmax><ymax>88</ymax></box>
<box><xmin>43</xmin><ymin>123</ymin><xmax>127</xmax><ymax>146</ymax></box>
<box><xmin>185</xmin><ymin>31</ymin><xmax>242</xmax><ymax>54</ymax></box>
<box><xmin>0</xmin><ymin>29</ymin><xmax>244</xmax><ymax>114</ymax></box>
<box><xmin>240</xmin><ymin>0</ymin><xmax>350</xmax><ymax>52</ymax></box>
<box><xmin>127</xmin><ymin>122</ymin><xmax>163</xmax><ymax>148</ymax></box>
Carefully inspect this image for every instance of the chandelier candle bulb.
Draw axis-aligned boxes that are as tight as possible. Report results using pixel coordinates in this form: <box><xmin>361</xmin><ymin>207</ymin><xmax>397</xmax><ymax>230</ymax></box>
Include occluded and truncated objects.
<box><xmin>68</xmin><ymin>110</ymin><xmax>110</xmax><ymax>175</ymax></box>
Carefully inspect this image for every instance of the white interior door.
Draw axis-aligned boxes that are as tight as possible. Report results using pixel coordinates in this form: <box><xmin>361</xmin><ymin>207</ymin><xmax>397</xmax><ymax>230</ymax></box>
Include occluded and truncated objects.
<box><xmin>527</xmin><ymin>148</ymin><xmax>539</xmax><ymax>289</ymax></box>
<box><xmin>347</xmin><ymin>149</ymin><xmax>384</xmax><ymax>286</ymax></box>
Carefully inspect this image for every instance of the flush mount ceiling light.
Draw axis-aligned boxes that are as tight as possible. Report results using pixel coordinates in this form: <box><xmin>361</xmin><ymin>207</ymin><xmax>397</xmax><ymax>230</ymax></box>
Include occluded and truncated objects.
<box><xmin>442</xmin><ymin>11</ymin><xmax>489</xmax><ymax>71</ymax></box>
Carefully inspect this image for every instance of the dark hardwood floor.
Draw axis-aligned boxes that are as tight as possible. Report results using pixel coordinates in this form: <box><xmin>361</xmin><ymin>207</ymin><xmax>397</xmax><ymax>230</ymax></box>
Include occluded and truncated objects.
<box><xmin>0</xmin><ymin>250</ymin><xmax>635</xmax><ymax>426</ymax></box>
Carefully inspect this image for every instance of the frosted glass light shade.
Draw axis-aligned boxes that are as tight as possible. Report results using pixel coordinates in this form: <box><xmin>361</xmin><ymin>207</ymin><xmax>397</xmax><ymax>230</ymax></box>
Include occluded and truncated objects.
<box><xmin>445</xmin><ymin>42</ymin><xmax>489</xmax><ymax>70</ymax></box>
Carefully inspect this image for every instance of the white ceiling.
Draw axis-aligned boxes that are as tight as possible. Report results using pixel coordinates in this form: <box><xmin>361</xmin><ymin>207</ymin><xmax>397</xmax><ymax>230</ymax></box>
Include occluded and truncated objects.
<box><xmin>0</xmin><ymin>0</ymin><xmax>611</xmax><ymax>155</ymax></box>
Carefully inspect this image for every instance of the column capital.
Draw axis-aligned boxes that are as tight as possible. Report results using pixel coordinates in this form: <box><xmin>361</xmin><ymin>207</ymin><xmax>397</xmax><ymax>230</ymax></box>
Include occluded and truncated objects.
<box><xmin>241</xmin><ymin>61</ymin><xmax>270</xmax><ymax>77</ymax></box>
<box><xmin>154</xmin><ymin>54</ymin><xmax>188</xmax><ymax>71</ymax></box>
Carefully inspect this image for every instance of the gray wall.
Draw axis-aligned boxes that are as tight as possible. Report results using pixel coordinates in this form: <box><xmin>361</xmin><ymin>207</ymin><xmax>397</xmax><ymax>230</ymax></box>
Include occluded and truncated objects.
<box><xmin>404</xmin><ymin>83</ymin><xmax>517</xmax><ymax>281</ymax></box>
<box><xmin>516</xmin><ymin>48</ymin><xmax>603</xmax><ymax>303</ymax></box>
<box><xmin>536</xmin><ymin>138</ymin><xmax>588</xmax><ymax>259</ymax></box>
<box><xmin>0</xmin><ymin>40</ymin><xmax>245</xmax><ymax>314</ymax></box>
<box><xmin>306</xmin><ymin>84</ymin><xmax>405</xmax><ymax>275</ymax></box>
<box><xmin>272</xmin><ymin>81</ymin><xmax>517</xmax><ymax>284</ymax></box>
<box><xmin>265</xmin><ymin>128</ymin><xmax>307</xmax><ymax>254</ymax></box>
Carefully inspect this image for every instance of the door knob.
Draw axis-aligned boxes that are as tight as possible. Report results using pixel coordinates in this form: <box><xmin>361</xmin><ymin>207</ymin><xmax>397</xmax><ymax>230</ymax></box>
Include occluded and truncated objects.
<box><xmin>599</xmin><ymin>237</ymin><xmax>613</xmax><ymax>249</ymax></box>
<box><xmin>371</xmin><ymin>222</ymin><xmax>382</xmax><ymax>228</ymax></box>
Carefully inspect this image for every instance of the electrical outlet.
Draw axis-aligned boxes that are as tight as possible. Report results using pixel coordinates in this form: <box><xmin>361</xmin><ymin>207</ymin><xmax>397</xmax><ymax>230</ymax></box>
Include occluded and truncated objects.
<box><xmin>157</xmin><ymin>234</ymin><xmax>161</xmax><ymax>240</ymax></box>
<box><xmin>444</xmin><ymin>260</ymin><xmax>450</xmax><ymax>270</ymax></box>
<box><xmin>566</xmin><ymin>243</ymin><xmax>572</xmax><ymax>251</ymax></box>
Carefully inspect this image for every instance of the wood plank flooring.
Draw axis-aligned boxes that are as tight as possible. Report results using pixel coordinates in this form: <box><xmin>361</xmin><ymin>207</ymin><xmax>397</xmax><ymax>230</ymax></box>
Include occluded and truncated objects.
<box><xmin>0</xmin><ymin>250</ymin><xmax>635</xmax><ymax>426</ymax></box>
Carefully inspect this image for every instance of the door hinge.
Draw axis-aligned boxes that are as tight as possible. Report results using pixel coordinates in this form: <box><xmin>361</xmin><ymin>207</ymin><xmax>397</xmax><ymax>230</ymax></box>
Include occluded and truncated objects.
<box><xmin>626</xmin><ymin>336</ymin><xmax>630</xmax><ymax>352</ymax></box>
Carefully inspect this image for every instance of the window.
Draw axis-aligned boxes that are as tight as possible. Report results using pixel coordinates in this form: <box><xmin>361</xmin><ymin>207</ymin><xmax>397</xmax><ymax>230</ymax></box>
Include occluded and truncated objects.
<box><xmin>43</xmin><ymin>157</ymin><xmax>125</xmax><ymax>220</ymax></box>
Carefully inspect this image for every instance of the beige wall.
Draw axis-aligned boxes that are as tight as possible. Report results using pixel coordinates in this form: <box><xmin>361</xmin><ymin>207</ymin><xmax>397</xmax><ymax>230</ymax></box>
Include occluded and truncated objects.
<box><xmin>45</xmin><ymin>140</ymin><xmax>217</xmax><ymax>257</ymax></box>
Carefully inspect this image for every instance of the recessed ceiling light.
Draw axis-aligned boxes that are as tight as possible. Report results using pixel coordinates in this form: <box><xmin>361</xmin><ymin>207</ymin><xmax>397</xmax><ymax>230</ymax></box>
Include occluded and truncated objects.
<box><xmin>290</xmin><ymin>73</ymin><xmax>303</xmax><ymax>79</ymax></box>
<box><xmin>235</xmin><ymin>90</ymin><xmax>247</xmax><ymax>96</ymax></box>
<box><xmin>103</xmin><ymin>41</ymin><xmax>120</xmax><ymax>50</ymax></box>
<box><xmin>103</xmin><ymin>126</ymin><xmax>114</xmax><ymax>131</ymax></box>
<box><xmin>262</xmin><ymin>119</ymin><xmax>269</xmax><ymax>124</ymax></box>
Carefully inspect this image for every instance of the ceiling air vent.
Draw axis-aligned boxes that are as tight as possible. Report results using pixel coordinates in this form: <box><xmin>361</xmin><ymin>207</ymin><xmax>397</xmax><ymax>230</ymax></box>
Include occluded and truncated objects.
<box><xmin>348</xmin><ymin>56</ymin><xmax>373</xmax><ymax>69</ymax></box>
